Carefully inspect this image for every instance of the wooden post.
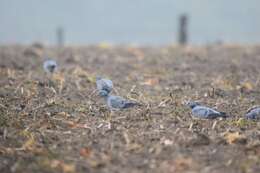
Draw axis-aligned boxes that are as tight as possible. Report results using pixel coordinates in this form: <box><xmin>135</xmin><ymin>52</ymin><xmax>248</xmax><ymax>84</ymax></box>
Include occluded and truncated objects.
<box><xmin>178</xmin><ymin>14</ymin><xmax>188</xmax><ymax>45</ymax></box>
<box><xmin>56</xmin><ymin>26</ymin><xmax>65</xmax><ymax>46</ymax></box>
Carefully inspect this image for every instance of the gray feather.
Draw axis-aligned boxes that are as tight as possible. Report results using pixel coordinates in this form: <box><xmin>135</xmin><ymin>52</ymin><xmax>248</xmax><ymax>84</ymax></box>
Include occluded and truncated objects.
<box><xmin>96</xmin><ymin>77</ymin><xmax>113</xmax><ymax>93</ymax></box>
<box><xmin>43</xmin><ymin>60</ymin><xmax>57</xmax><ymax>73</ymax></box>
<box><xmin>245</xmin><ymin>107</ymin><xmax>260</xmax><ymax>120</ymax></box>
<box><xmin>106</xmin><ymin>95</ymin><xmax>140</xmax><ymax>110</ymax></box>
<box><xmin>192</xmin><ymin>106</ymin><xmax>226</xmax><ymax>119</ymax></box>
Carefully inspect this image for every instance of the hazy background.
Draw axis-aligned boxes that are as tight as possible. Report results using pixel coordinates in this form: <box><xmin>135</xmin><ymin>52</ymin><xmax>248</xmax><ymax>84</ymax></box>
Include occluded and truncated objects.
<box><xmin>0</xmin><ymin>0</ymin><xmax>259</xmax><ymax>45</ymax></box>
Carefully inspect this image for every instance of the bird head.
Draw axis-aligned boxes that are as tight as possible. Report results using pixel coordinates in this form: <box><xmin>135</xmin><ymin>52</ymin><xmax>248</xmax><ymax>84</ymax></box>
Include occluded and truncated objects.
<box><xmin>187</xmin><ymin>101</ymin><xmax>200</xmax><ymax>109</ymax></box>
<box><xmin>43</xmin><ymin>60</ymin><xmax>57</xmax><ymax>73</ymax></box>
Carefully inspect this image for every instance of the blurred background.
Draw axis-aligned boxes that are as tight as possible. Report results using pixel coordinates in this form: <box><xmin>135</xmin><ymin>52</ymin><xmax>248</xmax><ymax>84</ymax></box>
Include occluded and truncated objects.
<box><xmin>0</xmin><ymin>0</ymin><xmax>259</xmax><ymax>45</ymax></box>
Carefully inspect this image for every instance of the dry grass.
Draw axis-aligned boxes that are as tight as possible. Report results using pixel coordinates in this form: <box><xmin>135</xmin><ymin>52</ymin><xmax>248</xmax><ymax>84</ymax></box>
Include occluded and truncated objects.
<box><xmin>0</xmin><ymin>44</ymin><xmax>260</xmax><ymax>173</ymax></box>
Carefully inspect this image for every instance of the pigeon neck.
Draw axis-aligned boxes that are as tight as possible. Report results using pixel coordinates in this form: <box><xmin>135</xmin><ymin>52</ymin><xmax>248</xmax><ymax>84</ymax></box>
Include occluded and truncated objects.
<box><xmin>102</xmin><ymin>94</ymin><xmax>109</xmax><ymax>100</ymax></box>
<box><xmin>190</xmin><ymin>105</ymin><xmax>198</xmax><ymax>109</ymax></box>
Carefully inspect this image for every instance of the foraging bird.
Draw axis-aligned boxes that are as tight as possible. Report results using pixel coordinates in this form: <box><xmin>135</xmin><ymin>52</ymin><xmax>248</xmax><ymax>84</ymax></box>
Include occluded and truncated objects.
<box><xmin>99</xmin><ymin>90</ymin><xmax>140</xmax><ymax>110</ymax></box>
<box><xmin>187</xmin><ymin>101</ymin><xmax>227</xmax><ymax>119</ymax></box>
<box><xmin>245</xmin><ymin>106</ymin><xmax>260</xmax><ymax>120</ymax></box>
<box><xmin>43</xmin><ymin>60</ymin><xmax>57</xmax><ymax>73</ymax></box>
<box><xmin>96</xmin><ymin>76</ymin><xmax>113</xmax><ymax>94</ymax></box>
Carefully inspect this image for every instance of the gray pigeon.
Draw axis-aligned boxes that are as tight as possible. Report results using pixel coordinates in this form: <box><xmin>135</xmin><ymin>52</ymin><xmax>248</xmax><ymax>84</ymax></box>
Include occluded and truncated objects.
<box><xmin>43</xmin><ymin>59</ymin><xmax>57</xmax><ymax>73</ymax></box>
<box><xmin>187</xmin><ymin>101</ymin><xmax>227</xmax><ymax>119</ymax></box>
<box><xmin>245</xmin><ymin>106</ymin><xmax>260</xmax><ymax>120</ymax></box>
<box><xmin>96</xmin><ymin>76</ymin><xmax>113</xmax><ymax>94</ymax></box>
<box><xmin>99</xmin><ymin>90</ymin><xmax>140</xmax><ymax>110</ymax></box>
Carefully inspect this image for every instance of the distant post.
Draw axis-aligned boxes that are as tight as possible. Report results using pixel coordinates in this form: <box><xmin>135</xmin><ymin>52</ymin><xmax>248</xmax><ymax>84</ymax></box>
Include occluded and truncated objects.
<box><xmin>178</xmin><ymin>14</ymin><xmax>188</xmax><ymax>45</ymax></box>
<box><xmin>56</xmin><ymin>26</ymin><xmax>65</xmax><ymax>46</ymax></box>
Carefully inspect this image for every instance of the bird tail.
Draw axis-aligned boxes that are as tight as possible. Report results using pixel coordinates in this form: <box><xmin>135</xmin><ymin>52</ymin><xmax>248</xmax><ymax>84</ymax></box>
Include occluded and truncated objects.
<box><xmin>245</xmin><ymin>113</ymin><xmax>257</xmax><ymax>120</ymax></box>
<box><xmin>123</xmin><ymin>102</ymin><xmax>142</xmax><ymax>108</ymax></box>
<box><xmin>219</xmin><ymin>112</ymin><xmax>228</xmax><ymax>118</ymax></box>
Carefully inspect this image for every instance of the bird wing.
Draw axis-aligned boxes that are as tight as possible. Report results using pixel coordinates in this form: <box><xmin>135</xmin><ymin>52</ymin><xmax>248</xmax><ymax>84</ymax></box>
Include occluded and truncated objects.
<box><xmin>192</xmin><ymin>106</ymin><xmax>209</xmax><ymax>118</ymax></box>
<box><xmin>246</xmin><ymin>112</ymin><xmax>256</xmax><ymax>119</ymax></box>
<box><xmin>246</xmin><ymin>106</ymin><xmax>260</xmax><ymax>113</ymax></box>
<box><xmin>246</xmin><ymin>108</ymin><xmax>260</xmax><ymax>120</ymax></box>
<box><xmin>109</xmin><ymin>96</ymin><xmax>125</xmax><ymax>109</ymax></box>
<box><xmin>193</xmin><ymin>106</ymin><xmax>220</xmax><ymax>119</ymax></box>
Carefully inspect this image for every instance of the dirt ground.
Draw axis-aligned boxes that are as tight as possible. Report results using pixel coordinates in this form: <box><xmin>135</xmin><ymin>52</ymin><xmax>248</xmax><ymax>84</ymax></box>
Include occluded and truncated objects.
<box><xmin>0</xmin><ymin>44</ymin><xmax>260</xmax><ymax>173</ymax></box>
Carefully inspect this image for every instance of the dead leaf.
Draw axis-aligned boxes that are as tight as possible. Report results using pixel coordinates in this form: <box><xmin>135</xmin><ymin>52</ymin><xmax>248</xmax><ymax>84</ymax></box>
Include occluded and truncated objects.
<box><xmin>50</xmin><ymin>160</ymin><xmax>76</xmax><ymax>173</ymax></box>
<box><xmin>56</xmin><ymin>111</ymin><xmax>71</xmax><ymax>118</ymax></box>
<box><xmin>162</xmin><ymin>139</ymin><xmax>173</xmax><ymax>146</ymax></box>
<box><xmin>142</xmin><ymin>78</ymin><xmax>159</xmax><ymax>86</ymax></box>
<box><xmin>20</xmin><ymin>130</ymin><xmax>37</xmax><ymax>150</ymax></box>
<box><xmin>52</xmin><ymin>73</ymin><xmax>65</xmax><ymax>93</ymax></box>
<box><xmin>214</xmin><ymin>78</ymin><xmax>234</xmax><ymax>90</ymax></box>
<box><xmin>0</xmin><ymin>147</ymin><xmax>16</xmax><ymax>155</ymax></box>
<box><xmin>126</xmin><ymin>143</ymin><xmax>143</xmax><ymax>152</ymax></box>
<box><xmin>174</xmin><ymin>157</ymin><xmax>194</xmax><ymax>171</ymax></box>
<box><xmin>237</xmin><ymin>81</ymin><xmax>254</xmax><ymax>92</ymax></box>
<box><xmin>241</xmin><ymin>82</ymin><xmax>254</xmax><ymax>90</ymax></box>
<box><xmin>50</xmin><ymin>160</ymin><xmax>61</xmax><ymax>168</ymax></box>
<box><xmin>80</xmin><ymin>147</ymin><xmax>92</xmax><ymax>158</ymax></box>
<box><xmin>159</xmin><ymin>157</ymin><xmax>196</xmax><ymax>172</ymax></box>
<box><xmin>52</xmin><ymin>73</ymin><xmax>65</xmax><ymax>83</ymax></box>
<box><xmin>127</xmin><ymin>47</ymin><xmax>144</xmax><ymax>60</ymax></box>
<box><xmin>224</xmin><ymin>132</ymin><xmax>247</xmax><ymax>144</ymax></box>
<box><xmin>72</xmin><ymin>66</ymin><xmax>89</xmax><ymax>78</ymax></box>
<box><xmin>22</xmin><ymin>134</ymin><xmax>36</xmax><ymax>150</ymax></box>
<box><xmin>61</xmin><ymin>163</ymin><xmax>76</xmax><ymax>173</ymax></box>
<box><xmin>87</xmin><ymin>160</ymin><xmax>105</xmax><ymax>168</ymax></box>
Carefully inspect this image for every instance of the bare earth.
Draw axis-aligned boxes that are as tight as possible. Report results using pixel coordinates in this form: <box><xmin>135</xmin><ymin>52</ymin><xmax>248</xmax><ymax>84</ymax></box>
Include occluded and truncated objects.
<box><xmin>0</xmin><ymin>44</ymin><xmax>260</xmax><ymax>173</ymax></box>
